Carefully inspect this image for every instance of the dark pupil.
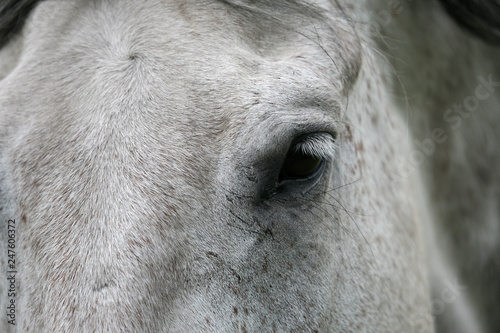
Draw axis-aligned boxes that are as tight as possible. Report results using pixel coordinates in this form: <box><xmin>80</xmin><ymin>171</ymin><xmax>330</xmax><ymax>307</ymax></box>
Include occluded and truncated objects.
<box><xmin>281</xmin><ymin>151</ymin><xmax>322</xmax><ymax>179</ymax></box>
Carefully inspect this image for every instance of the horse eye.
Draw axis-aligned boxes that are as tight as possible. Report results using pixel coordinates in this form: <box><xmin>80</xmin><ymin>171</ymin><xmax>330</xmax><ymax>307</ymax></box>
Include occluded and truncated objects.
<box><xmin>279</xmin><ymin>150</ymin><xmax>323</xmax><ymax>181</ymax></box>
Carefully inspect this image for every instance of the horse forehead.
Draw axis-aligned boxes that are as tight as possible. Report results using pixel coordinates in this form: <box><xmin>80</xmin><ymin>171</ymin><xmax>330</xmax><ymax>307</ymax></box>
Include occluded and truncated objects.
<box><xmin>30</xmin><ymin>0</ymin><xmax>360</xmax><ymax>100</ymax></box>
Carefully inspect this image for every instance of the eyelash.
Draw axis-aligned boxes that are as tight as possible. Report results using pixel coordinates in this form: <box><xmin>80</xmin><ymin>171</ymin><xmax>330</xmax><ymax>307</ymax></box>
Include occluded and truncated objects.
<box><xmin>258</xmin><ymin>132</ymin><xmax>337</xmax><ymax>201</ymax></box>
<box><xmin>276</xmin><ymin>132</ymin><xmax>336</xmax><ymax>184</ymax></box>
<box><xmin>291</xmin><ymin>133</ymin><xmax>337</xmax><ymax>160</ymax></box>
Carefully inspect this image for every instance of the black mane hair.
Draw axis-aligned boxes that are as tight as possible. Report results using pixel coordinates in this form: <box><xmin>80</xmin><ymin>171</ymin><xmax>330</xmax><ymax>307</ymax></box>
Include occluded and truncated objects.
<box><xmin>0</xmin><ymin>0</ymin><xmax>41</xmax><ymax>49</ymax></box>
<box><xmin>438</xmin><ymin>0</ymin><xmax>500</xmax><ymax>45</ymax></box>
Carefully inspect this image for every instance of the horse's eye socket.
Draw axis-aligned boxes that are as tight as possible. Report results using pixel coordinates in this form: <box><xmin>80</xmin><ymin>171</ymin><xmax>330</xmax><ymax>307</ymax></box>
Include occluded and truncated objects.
<box><xmin>279</xmin><ymin>151</ymin><xmax>323</xmax><ymax>181</ymax></box>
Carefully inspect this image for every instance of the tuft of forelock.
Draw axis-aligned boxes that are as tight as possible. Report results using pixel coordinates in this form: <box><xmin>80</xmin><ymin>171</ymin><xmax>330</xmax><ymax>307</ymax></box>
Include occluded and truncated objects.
<box><xmin>438</xmin><ymin>0</ymin><xmax>500</xmax><ymax>45</ymax></box>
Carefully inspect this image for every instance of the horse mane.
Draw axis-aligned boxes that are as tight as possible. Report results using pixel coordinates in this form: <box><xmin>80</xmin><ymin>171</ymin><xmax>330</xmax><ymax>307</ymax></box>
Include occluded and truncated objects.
<box><xmin>439</xmin><ymin>0</ymin><xmax>500</xmax><ymax>45</ymax></box>
<box><xmin>0</xmin><ymin>0</ymin><xmax>40</xmax><ymax>49</ymax></box>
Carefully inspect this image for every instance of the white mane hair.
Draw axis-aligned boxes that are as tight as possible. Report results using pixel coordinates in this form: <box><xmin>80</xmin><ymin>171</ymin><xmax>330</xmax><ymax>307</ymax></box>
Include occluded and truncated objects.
<box><xmin>0</xmin><ymin>0</ymin><xmax>499</xmax><ymax>332</ymax></box>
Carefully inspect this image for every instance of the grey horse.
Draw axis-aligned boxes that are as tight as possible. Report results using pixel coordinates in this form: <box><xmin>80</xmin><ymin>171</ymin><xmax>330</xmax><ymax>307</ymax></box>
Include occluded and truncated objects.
<box><xmin>0</xmin><ymin>0</ymin><xmax>499</xmax><ymax>332</ymax></box>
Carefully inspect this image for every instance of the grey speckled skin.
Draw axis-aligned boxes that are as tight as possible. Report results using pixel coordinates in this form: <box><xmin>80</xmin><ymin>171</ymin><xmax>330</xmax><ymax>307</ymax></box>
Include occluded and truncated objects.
<box><xmin>0</xmin><ymin>0</ymin><xmax>498</xmax><ymax>332</ymax></box>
